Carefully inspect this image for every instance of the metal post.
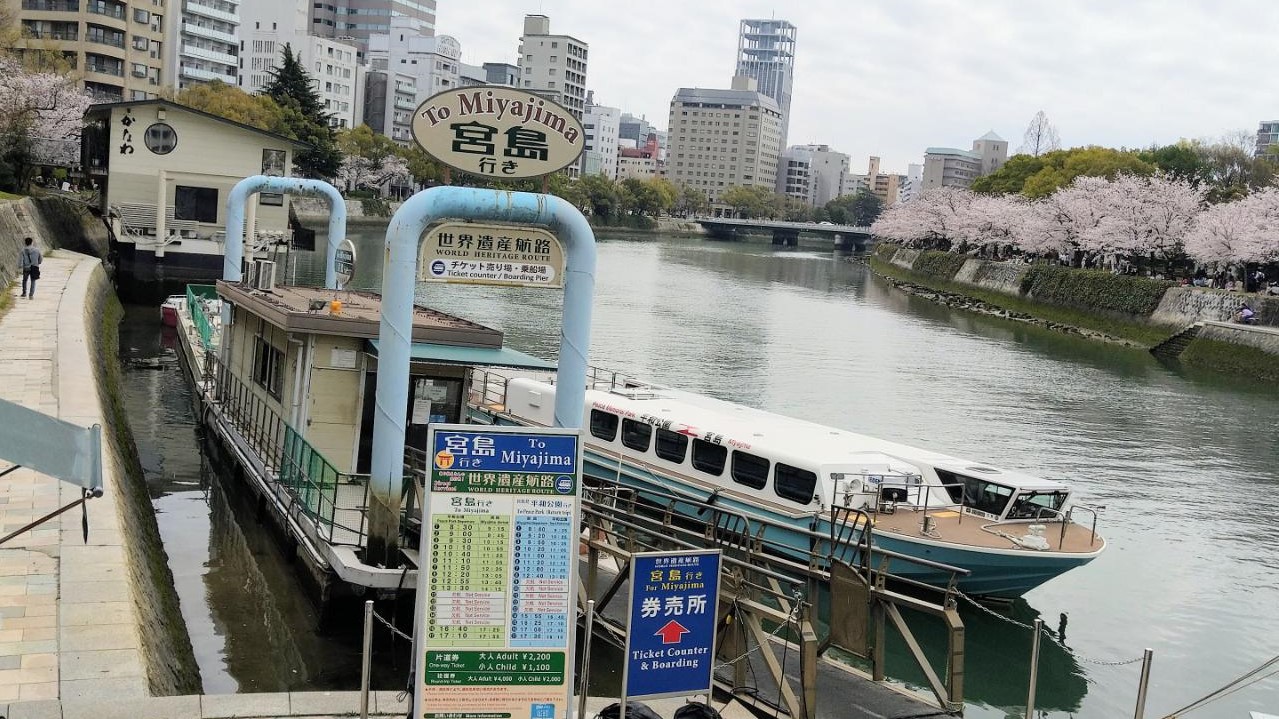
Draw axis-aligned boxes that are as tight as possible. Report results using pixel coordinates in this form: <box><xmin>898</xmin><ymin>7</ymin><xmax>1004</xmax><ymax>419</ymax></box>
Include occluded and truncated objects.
<box><xmin>1133</xmin><ymin>648</ymin><xmax>1154</xmax><ymax>719</ymax></box>
<box><xmin>360</xmin><ymin>599</ymin><xmax>373</xmax><ymax>719</ymax></box>
<box><xmin>1025</xmin><ymin>618</ymin><xmax>1042</xmax><ymax>719</ymax></box>
<box><xmin>577</xmin><ymin>599</ymin><xmax>595</xmax><ymax>719</ymax></box>
<box><xmin>371</xmin><ymin>187</ymin><xmax>596</xmax><ymax>566</ymax></box>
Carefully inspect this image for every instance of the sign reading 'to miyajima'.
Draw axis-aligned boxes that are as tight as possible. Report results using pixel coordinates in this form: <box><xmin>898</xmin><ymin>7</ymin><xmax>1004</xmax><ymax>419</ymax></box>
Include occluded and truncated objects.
<box><xmin>410</xmin><ymin>88</ymin><xmax>585</xmax><ymax>179</ymax></box>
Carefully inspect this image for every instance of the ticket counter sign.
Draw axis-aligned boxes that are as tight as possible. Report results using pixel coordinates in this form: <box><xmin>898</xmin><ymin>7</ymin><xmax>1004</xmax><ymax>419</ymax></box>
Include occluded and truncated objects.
<box><xmin>414</xmin><ymin>425</ymin><xmax>582</xmax><ymax>719</ymax></box>
<box><xmin>623</xmin><ymin>550</ymin><xmax>722</xmax><ymax>701</ymax></box>
<box><xmin>419</xmin><ymin>222</ymin><xmax>565</xmax><ymax>289</ymax></box>
<box><xmin>410</xmin><ymin>87</ymin><xmax>585</xmax><ymax>179</ymax></box>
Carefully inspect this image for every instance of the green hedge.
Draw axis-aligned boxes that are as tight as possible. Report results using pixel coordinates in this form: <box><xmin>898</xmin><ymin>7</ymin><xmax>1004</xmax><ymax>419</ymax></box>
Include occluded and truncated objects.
<box><xmin>911</xmin><ymin>250</ymin><xmax>968</xmax><ymax>281</ymax></box>
<box><xmin>1019</xmin><ymin>264</ymin><xmax>1172</xmax><ymax>316</ymax></box>
<box><xmin>873</xmin><ymin>243</ymin><xmax>897</xmax><ymax>260</ymax></box>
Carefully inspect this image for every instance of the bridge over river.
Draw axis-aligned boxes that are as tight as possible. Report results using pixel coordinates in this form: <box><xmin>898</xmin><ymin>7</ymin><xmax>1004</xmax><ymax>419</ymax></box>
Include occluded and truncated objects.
<box><xmin>696</xmin><ymin>217</ymin><xmax>875</xmax><ymax>249</ymax></box>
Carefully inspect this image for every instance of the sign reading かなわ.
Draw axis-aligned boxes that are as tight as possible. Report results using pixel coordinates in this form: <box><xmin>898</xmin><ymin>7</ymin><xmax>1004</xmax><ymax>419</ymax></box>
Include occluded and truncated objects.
<box><xmin>419</xmin><ymin>221</ymin><xmax>564</xmax><ymax>288</ymax></box>
<box><xmin>410</xmin><ymin>87</ymin><xmax>585</xmax><ymax>179</ymax></box>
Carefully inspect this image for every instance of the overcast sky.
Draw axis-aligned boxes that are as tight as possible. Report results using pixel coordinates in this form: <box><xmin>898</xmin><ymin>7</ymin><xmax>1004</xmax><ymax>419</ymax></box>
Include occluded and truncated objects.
<box><xmin>441</xmin><ymin>1</ymin><xmax>1274</xmax><ymax>174</ymax></box>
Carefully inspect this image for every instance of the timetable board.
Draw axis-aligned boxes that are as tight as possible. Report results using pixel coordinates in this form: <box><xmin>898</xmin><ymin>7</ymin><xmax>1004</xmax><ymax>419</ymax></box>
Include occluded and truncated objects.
<box><xmin>413</xmin><ymin>425</ymin><xmax>582</xmax><ymax>719</ymax></box>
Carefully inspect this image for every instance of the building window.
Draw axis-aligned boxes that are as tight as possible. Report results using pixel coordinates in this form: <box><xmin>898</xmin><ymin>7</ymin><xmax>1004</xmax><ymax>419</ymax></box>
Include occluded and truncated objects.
<box><xmin>174</xmin><ymin>186</ymin><xmax>218</xmax><ymax>223</ymax></box>
<box><xmin>252</xmin><ymin>336</ymin><xmax>285</xmax><ymax>399</ymax></box>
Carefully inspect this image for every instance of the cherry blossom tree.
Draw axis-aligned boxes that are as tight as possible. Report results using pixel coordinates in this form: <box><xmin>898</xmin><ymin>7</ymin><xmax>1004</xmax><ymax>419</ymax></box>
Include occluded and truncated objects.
<box><xmin>336</xmin><ymin>152</ymin><xmax>410</xmax><ymax>193</ymax></box>
<box><xmin>1095</xmin><ymin>174</ymin><xmax>1203</xmax><ymax>260</ymax></box>
<box><xmin>1184</xmin><ymin>187</ymin><xmax>1279</xmax><ymax>264</ymax></box>
<box><xmin>0</xmin><ymin>55</ymin><xmax>92</xmax><ymax>186</ymax></box>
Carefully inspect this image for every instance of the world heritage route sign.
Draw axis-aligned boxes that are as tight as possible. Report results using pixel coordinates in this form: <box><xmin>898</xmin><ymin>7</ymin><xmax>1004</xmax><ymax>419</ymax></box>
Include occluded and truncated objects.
<box><xmin>413</xmin><ymin>425</ymin><xmax>582</xmax><ymax>719</ymax></box>
<box><xmin>410</xmin><ymin>87</ymin><xmax>586</xmax><ymax>179</ymax></box>
<box><xmin>418</xmin><ymin>221</ymin><xmax>565</xmax><ymax>288</ymax></box>
<box><xmin>623</xmin><ymin>550</ymin><xmax>722</xmax><ymax>701</ymax></box>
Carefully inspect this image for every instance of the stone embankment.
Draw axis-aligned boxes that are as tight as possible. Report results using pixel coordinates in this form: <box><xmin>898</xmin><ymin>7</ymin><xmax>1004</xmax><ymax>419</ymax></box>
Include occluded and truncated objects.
<box><xmin>871</xmin><ymin>244</ymin><xmax>1279</xmax><ymax>375</ymax></box>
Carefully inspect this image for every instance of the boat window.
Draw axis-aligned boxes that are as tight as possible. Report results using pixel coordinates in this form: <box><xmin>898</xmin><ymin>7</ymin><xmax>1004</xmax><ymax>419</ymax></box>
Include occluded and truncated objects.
<box><xmin>589</xmin><ymin>410</ymin><xmax>619</xmax><ymax>442</ymax></box>
<box><xmin>691</xmin><ymin>439</ymin><xmax>727</xmax><ymax>476</ymax></box>
<box><xmin>961</xmin><ymin>479</ymin><xmax>1015</xmax><ymax>517</ymax></box>
<box><xmin>1006</xmin><ymin>491</ymin><xmax>1068</xmax><ymax>520</ymax></box>
<box><xmin>621</xmin><ymin>419</ymin><xmax>651</xmax><ymax>452</ymax></box>
<box><xmin>655</xmin><ymin>429</ymin><xmax>688</xmax><ymax>463</ymax></box>
<box><xmin>731</xmin><ymin>451</ymin><xmax>769</xmax><ymax>490</ymax></box>
<box><xmin>774</xmin><ymin>463</ymin><xmax>818</xmax><ymax>504</ymax></box>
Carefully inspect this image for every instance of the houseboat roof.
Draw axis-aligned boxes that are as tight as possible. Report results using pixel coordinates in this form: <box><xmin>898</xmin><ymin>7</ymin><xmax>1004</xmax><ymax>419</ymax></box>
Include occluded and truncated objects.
<box><xmin>217</xmin><ymin>282</ymin><xmax>503</xmax><ymax>347</ymax></box>
<box><xmin>86</xmin><ymin>99</ymin><xmax>310</xmax><ymax>149</ymax></box>
<box><xmin>367</xmin><ymin>340</ymin><xmax>554</xmax><ymax>371</ymax></box>
<box><xmin>583</xmin><ymin>381</ymin><xmax>1070</xmax><ymax>491</ymax></box>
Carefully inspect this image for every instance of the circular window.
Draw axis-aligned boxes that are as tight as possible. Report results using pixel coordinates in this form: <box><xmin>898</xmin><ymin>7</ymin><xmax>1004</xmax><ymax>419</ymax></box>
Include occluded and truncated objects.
<box><xmin>143</xmin><ymin>123</ymin><xmax>177</xmax><ymax>155</ymax></box>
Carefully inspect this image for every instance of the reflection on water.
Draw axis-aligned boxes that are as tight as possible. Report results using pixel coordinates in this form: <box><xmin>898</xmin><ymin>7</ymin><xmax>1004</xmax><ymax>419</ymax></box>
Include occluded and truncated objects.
<box><xmin>119</xmin><ymin>308</ymin><xmax>411</xmax><ymax>693</ymax></box>
<box><xmin>138</xmin><ymin>229</ymin><xmax>1279</xmax><ymax>716</ymax></box>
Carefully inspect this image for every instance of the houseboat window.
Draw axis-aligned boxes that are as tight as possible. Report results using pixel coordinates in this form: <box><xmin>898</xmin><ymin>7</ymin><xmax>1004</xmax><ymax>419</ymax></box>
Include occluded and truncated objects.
<box><xmin>620</xmin><ymin>419</ymin><xmax>651</xmax><ymax>452</ymax></box>
<box><xmin>174</xmin><ymin>185</ymin><xmax>218</xmax><ymax>223</ymax></box>
<box><xmin>960</xmin><ymin>478</ymin><xmax>1015</xmax><ymax>517</ymax></box>
<box><xmin>589</xmin><ymin>410</ymin><xmax>618</xmax><ymax>441</ymax></box>
<box><xmin>252</xmin><ymin>336</ymin><xmax>284</xmax><ymax>399</ymax></box>
<box><xmin>731</xmin><ymin>451</ymin><xmax>769</xmax><ymax>490</ymax></box>
<box><xmin>691</xmin><ymin>439</ymin><xmax>727</xmax><ymax>476</ymax></box>
<box><xmin>1006</xmin><ymin>491</ymin><xmax>1068</xmax><ymax>520</ymax></box>
<box><xmin>774</xmin><ymin>463</ymin><xmax>818</xmax><ymax>504</ymax></box>
<box><xmin>655</xmin><ymin>429</ymin><xmax>688</xmax><ymax>463</ymax></box>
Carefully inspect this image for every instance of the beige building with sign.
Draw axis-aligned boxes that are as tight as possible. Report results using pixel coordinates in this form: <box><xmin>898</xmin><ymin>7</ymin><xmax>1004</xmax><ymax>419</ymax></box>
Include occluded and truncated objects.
<box><xmin>665</xmin><ymin>77</ymin><xmax>783</xmax><ymax>214</ymax></box>
<box><xmin>81</xmin><ymin>99</ymin><xmax>305</xmax><ymax>281</ymax></box>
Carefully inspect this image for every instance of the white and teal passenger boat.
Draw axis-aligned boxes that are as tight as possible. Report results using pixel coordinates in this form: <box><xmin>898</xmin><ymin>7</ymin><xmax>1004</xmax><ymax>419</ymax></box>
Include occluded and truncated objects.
<box><xmin>468</xmin><ymin>369</ymin><xmax>1106</xmax><ymax>599</ymax></box>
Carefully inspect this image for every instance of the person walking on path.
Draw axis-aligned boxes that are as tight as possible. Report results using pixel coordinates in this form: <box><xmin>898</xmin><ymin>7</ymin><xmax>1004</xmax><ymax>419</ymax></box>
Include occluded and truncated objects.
<box><xmin>19</xmin><ymin>237</ymin><xmax>41</xmax><ymax>299</ymax></box>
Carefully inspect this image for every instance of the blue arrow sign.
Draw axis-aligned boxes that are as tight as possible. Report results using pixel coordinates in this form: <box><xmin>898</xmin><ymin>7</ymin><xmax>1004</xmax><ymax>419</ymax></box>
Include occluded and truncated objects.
<box><xmin>623</xmin><ymin>550</ymin><xmax>722</xmax><ymax>700</ymax></box>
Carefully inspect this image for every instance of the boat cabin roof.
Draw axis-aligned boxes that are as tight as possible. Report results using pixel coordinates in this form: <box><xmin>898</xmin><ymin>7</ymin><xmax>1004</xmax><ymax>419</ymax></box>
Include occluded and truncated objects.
<box><xmin>217</xmin><ymin>281</ymin><xmax>502</xmax><ymax>346</ymax></box>
<box><xmin>583</xmin><ymin>381</ymin><xmax>1070</xmax><ymax>492</ymax></box>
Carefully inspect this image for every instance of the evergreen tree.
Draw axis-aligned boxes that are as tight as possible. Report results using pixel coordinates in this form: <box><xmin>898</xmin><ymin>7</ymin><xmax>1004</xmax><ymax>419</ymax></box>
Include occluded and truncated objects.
<box><xmin>262</xmin><ymin>44</ymin><xmax>341</xmax><ymax>179</ymax></box>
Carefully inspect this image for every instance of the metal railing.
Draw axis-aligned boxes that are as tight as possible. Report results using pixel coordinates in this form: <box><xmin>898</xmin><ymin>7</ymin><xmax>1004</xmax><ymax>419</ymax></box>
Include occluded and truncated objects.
<box><xmin>204</xmin><ymin>351</ymin><xmax>370</xmax><ymax>547</ymax></box>
<box><xmin>185</xmin><ymin>284</ymin><xmax>217</xmax><ymax>351</ymax></box>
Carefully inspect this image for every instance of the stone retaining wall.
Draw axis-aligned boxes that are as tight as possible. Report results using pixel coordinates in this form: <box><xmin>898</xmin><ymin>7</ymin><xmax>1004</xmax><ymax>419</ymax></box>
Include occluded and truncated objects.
<box><xmin>0</xmin><ymin>196</ymin><xmax>108</xmax><ymax>285</ymax></box>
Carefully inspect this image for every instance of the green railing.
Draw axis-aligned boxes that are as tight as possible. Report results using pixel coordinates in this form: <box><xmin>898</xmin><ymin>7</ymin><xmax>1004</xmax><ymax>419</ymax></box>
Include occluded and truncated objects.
<box><xmin>205</xmin><ymin>350</ymin><xmax>370</xmax><ymax>547</ymax></box>
<box><xmin>186</xmin><ymin>284</ymin><xmax>218</xmax><ymax>351</ymax></box>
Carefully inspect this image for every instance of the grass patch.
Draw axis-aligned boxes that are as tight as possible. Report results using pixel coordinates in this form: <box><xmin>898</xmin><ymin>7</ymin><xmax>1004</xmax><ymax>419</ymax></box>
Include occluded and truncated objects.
<box><xmin>0</xmin><ymin>282</ymin><xmax>11</xmax><ymax>320</ymax></box>
<box><xmin>870</xmin><ymin>256</ymin><xmax>1173</xmax><ymax>347</ymax></box>
<box><xmin>0</xmin><ymin>191</ymin><xmax>21</xmax><ymax>201</ymax></box>
<box><xmin>1178</xmin><ymin>337</ymin><xmax>1279</xmax><ymax>381</ymax></box>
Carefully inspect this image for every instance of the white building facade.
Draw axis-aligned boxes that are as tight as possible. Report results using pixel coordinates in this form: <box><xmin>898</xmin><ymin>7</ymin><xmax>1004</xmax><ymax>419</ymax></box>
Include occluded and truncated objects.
<box><xmin>583</xmin><ymin>96</ymin><xmax>620</xmax><ymax>178</ymax></box>
<box><xmin>169</xmin><ymin>0</ymin><xmax>241</xmax><ymax>89</ymax></box>
<box><xmin>516</xmin><ymin>14</ymin><xmax>588</xmax><ymax>121</ymax></box>
<box><xmin>238</xmin><ymin>0</ymin><xmax>362</xmax><ymax>128</ymax></box>
<box><xmin>777</xmin><ymin>144</ymin><xmax>848</xmax><ymax>207</ymax></box>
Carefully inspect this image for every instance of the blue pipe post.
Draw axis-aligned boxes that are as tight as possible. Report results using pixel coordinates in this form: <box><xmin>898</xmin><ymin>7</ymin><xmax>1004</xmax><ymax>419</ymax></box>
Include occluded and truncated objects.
<box><xmin>366</xmin><ymin>187</ymin><xmax>596</xmax><ymax>566</ymax></box>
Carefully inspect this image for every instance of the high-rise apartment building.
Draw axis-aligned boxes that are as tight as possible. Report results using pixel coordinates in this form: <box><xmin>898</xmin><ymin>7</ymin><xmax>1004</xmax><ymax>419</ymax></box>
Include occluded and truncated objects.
<box><xmin>363</xmin><ymin>17</ymin><xmax>465</xmax><ymax>143</ymax></box>
<box><xmin>922</xmin><ymin>131</ymin><xmax>1008</xmax><ymax>191</ymax></box>
<box><xmin>735</xmin><ymin>19</ymin><xmax>796</xmax><ymax>147</ymax></box>
<box><xmin>309</xmin><ymin>0</ymin><xmax>435</xmax><ymax>57</ymax></box>
<box><xmin>167</xmin><ymin>0</ymin><xmax>240</xmax><ymax>89</ymax></box>
<box><xmin>13</xmin><ymin>0</ymin><xmax>168</xmax><ymax>101</ymax></box>
<box><xmin>515</xmin><ymin>14</ymin><xmax>588</xmax><ymax>121</ymax></box>
<box><xmin>897</xmin><ymin>163</ymin><xmax>924</xmax><ymax>203</ymax></box>
<box><xmin>1257</xmin><ymin>121</ymin><xmax>1279</xmax><ymax>157</ymax></box>
<box><xmin>583</xmin><ymin>93</ymin><xmax>619</xmax><ymax>179</ymax></box>
<box><xmin>666</xmin><ymin>77</ymin><xmax>783</xmax><ymax>212</ymax></box>
<box><xmin>777</xmin><ymin>144</ymin><xmax>848</xmax><ymax>207</ymax></box>
<box><xmin>238</xmin><ymin>0</ymin><xmax>362</xmax><ymax>128</ymax></box>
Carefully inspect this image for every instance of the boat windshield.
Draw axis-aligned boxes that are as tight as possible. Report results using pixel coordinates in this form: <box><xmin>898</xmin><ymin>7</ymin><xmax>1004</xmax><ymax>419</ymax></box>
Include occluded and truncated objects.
<box><xmin>1005</xmin><ymin>490</ymin><xmax>1069</xmax><ymax>520</ymax></box>
<box><xmin>938</xmin><ymin>470</ymin><xmax>1016</xmax><ymax>517</ymax></box>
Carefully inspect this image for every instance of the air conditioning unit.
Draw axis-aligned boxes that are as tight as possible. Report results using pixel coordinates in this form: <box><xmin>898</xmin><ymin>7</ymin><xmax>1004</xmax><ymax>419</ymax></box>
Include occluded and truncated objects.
<box><xmin>242</xmin><ymin>259</ymin><xmax>257</xmax><ymax>287</ymax></box>
<box><xmin>253</xmin><ymin>259</ymin><xmax>276</xmax><ymax>291</ymax></box>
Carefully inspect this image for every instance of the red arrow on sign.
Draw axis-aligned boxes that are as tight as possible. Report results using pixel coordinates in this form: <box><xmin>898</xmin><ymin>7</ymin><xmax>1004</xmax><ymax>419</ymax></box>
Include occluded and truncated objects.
<box><xmin>655</xmin><ymin>620</ymin><xmax>690</xmax><ymax>645</ymax></box>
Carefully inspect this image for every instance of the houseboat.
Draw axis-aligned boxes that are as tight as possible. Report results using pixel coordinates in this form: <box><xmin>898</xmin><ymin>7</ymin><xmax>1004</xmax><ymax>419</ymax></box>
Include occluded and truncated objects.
<box><xmin>82</xmin><ymin>99</ymin><xmax>301</xmax><ymax>285</ymax></box>
<box><xmin>468</xmin><ymin>371</ymin><xmax>1106</xmax><ymax>599</ymax></box>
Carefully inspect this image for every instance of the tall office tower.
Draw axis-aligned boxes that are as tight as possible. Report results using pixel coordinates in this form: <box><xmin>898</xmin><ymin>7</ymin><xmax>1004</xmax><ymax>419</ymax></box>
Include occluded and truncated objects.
<box><xmin>168</xmin><ymin>0</ymin><xmax>240</xmax><ymax>89</ymax></box>
<box><xmin>12</xmin><ymin>0</ymin><xmax>168</xmax><ymax>101</ymax></box>
<box><xmin>515</xmin><ymin>14</ymin><xmax>589</xmax><ymax>121</ymax></box>
<box><xmin>309</xmin><ymin>0</ymin><xmax>436</xmax><ymax>57</ymax></box>
<box><xmin>735</xmin><ymin>19</ymin><xmax>796</xmax><ymax>147</ymax></box>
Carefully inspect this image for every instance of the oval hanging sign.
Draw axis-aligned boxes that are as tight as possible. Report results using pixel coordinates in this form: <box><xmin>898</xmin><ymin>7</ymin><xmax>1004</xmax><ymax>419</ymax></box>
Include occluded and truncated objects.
<box><xmin>334</xmin><ymin>238</ymin><xmax>356</xmax><ymax>289</ymax></box>
<box><xmin>410</xmin><ymin>87</ymin><xmax>585</xmax><ymax>180</ymax></box>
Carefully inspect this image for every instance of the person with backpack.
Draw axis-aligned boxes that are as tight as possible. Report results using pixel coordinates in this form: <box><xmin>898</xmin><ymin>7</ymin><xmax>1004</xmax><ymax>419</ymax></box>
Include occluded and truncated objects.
<box><xmin>19</xmin><ymin>237</ymin><xmax>41</xmax><ymax>299</ymax></box>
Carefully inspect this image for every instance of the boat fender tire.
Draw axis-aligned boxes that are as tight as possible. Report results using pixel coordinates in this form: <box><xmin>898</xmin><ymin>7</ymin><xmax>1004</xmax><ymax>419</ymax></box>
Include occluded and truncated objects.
<box><xmin>596</xmin><ymin>702</ymin><xmax>661</xmax><ymax>719</ymax></box>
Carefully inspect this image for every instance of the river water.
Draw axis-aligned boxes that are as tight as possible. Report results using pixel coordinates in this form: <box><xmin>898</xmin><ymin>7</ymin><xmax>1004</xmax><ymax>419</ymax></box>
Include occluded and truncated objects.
<box><xmin>121</xmin><ymin>230</ymin><xmax>1279</xmax><ymax>717</ymax></box>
